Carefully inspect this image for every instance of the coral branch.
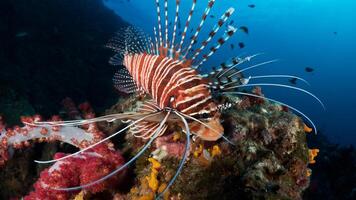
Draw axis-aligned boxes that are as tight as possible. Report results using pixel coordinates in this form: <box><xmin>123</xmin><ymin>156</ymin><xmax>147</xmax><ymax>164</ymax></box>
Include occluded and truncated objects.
<box><xmin>0</xmin><ymin>115</ymin><xmax>103</xmax><ymax>167</ymax></box>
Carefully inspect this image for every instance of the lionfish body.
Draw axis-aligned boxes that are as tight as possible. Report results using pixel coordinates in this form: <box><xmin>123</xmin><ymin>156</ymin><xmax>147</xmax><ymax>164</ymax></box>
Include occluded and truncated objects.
<box><xmin>35</xmin><ymin>0</ymin><xmax>324</xmax><ymax>196</ymax></box>
<box><xmin>109</xmin><ymin>0</ymin><xmax>238</xmax><ymax>141</ymax></box>
<box><xmin>122</xmin><ymin>52</ymin><xmax>223</xmax><ymax>140</ymax></box>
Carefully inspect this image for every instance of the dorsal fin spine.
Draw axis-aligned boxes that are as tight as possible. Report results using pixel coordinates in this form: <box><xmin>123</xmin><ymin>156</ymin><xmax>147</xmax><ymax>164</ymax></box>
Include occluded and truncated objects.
<box><xmin>144</xmin><ymin>34</ymin><xmax>151</xmax><ymax>54</ymax></box>
<box><xmin>214</xmin><ymin>56</ymin><xmax>241</xmax><ymax>78</ymax></box>
<box><xmin>177</xmin><ymin>0</ymin><xmax>197</xmax><ymax>53</ymax></box>
<box><xmin>153</xmin><ymin>27</ymin><xmax>159</xmax><ymax>54</ymax></box>
<box><xmin>183</xmin><ymin>0</ymin><xmax>216</xmax><ymax>58</ymax></box>
<box><xmin>195</xmin><ymin>26</ymin><xmax>237</xmax><ymax>69</ymax></box>
<box><xmin>170</xmin><ymin>0</ymin><xmax>181</xmax><ymax>52</ymax></box>
<box><xmin>149</xmin><ymin>37</ymin><xmax>156</xmax><ymax>54</ymax></box>
<box><xmin>164</xmin><ymin>0</ymin><xmax>169</xmax><ymax>48</ymax></box>
<box><xmin>155</xmin><ymin>0</ymin><xmax>163</xmax><ymax>48</ymax></box>
<box><xmin>191</xmin><ymin>7</ymin><xmax>235</xmax><ymax>60</ymax></box>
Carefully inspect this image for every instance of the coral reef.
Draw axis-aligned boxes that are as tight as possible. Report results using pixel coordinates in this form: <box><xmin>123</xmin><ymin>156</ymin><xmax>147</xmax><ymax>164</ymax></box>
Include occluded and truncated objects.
<box><xmin>1</xmin><ymin>89</ymin><xmax>315</xmax><ymax>200</ymax></box>
<box><xmin>114</xmin><ymin>93</ymin><xmax>313</xmax><ymax>200</ymax></box>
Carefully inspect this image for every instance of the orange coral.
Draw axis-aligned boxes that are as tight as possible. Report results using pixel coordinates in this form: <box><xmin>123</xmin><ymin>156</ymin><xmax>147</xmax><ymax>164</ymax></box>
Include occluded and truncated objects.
<box><xmin>158</xmin><ymin>183</ymin><xmax>170</xmax><ymax>200</ymax></box>
<box><xmin>193</xmin><ymin>144</ymin><xmax>203</xmax><ymax>158</ymax></box>
<box><xmin>173</xmin><ymin>132</ymin><xmax>181</xmax><ymax>142</ymax></box>
<box><xmin>306</xmin><ymin>168</ymin><xmax>312</xmax><ymax>177</ymax></box>
<box><xmin>304</xmin><ymin>124</ymin><xmax>313</xmax><ymax>133</ymax></box>
<box><xmin>146</xmin><ymin>158</ymin><xmax>161</xmax><ymax>192</ymax></box>
<box><xmin>211</xmin><ymin>145</ymin><xmax>222</xmax><ymax>158</ymax></box>
<box><xmin>308</xmin><ymin>149</ymin><xmax>319</xmax><ymax>164</ymax></box>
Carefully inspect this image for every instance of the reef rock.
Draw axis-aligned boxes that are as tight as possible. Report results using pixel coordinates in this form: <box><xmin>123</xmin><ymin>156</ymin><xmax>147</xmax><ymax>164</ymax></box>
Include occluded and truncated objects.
<box><xmin>105</xmin><ymin>94</ymin><xmax>312</xmax><ymax>200</ymax></box>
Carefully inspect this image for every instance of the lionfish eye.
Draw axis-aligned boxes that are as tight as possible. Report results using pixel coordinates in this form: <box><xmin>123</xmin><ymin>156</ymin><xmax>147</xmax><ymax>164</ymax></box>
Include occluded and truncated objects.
<box><xmin>201</xmin><ymin>113</ymin><xmax>210</xmax><ymax>119</ymax></box>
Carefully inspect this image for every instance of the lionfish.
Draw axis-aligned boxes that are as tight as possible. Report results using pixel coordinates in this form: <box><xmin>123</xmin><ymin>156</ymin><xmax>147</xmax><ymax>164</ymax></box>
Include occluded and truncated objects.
<box><xmin>30</xmin><ymin>0</ymin><xmax>324</xmax><ymax>198</ymax></box>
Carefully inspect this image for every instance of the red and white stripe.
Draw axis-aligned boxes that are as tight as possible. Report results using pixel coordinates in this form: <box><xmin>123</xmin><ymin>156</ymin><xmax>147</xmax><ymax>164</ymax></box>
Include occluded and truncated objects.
<box><xmin>123</xmin><ymin>53</ymin><xmax>217</xmax><ymax>117</ymax></box>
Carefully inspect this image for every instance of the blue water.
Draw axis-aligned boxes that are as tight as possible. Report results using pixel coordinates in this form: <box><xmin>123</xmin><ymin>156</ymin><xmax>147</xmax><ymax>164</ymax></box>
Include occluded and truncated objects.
<box><xmin>104</xmin><ymin>0</ymin><xmax>356</xmax><ymax>145</ymax></box>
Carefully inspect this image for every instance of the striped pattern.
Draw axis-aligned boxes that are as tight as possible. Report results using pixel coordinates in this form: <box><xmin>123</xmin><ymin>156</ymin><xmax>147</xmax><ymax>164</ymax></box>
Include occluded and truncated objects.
<box><xmin>112</xmin><ymin>0</ymin><xmax>241</xmax><ymax>120</ymax></box>
<box><xmin>196</xmin><ymin>25</ymin><xmax>237</xmax><ymax>68</ymax></box>
<box><xmin>115</xmin><ymin>0</ymin><xmax>240</xmax><ymax>120</ymax></box>
<box><xmin>108</xmin><ymin>0</ymin><xmax>239</xmax><ymax>141</ymax></box>
<box><xmin>153</xmin><ymin>27</ymin><xmax>159</xmax><ymax>54</ymax></box>
<box><xmin>170</xmin><ymin>0</ymin><xmax>181</xmax><ymax>52</ymax></box>
<box><xmin>184</xmin><ymin>0</ymin><xmax>216</xmax><ymax>57</ymax></box>
<box><xmin>191</xmin><ymin>7</ymin><xmax>234</xmax><ymax>60</ymax></box>
<box><xmin>164</xmin><ymin>0</ymin><xmax>169</xmax><ymax>48</ymax></box>
<box><xmin>131</xmin><ymin>121</ymin><xmax>168</xmax><ymax>139</ymax></box>
<box><xmin>155</xmin><ymin>0</ymin><xmax>163</xmax><ymax>47</ymax></box>
<box><xmin>131</xmin><ymin>100</ymin><xmax>167</xmax><ymax>139</ymax></box>
<box><xmin>123</xmin><ymin>53</ymin><xmax>218</xmax><ymax>118</ymax></box>
<box><xmin>177</xmin><ymin>0</ymin><xmax>197</xmax><ymax>53</ymax></box>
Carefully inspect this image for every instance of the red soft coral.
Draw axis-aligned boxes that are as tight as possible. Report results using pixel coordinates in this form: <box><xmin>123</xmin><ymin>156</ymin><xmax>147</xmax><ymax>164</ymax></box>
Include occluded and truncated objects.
<box><xmin>24</xmin><ymin>144</ymin><xmax>125</xmax><ymax>199</ymax></box>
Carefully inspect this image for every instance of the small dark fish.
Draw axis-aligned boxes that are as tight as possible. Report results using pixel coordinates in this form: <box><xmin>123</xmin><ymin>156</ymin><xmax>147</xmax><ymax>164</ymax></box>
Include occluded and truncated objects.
<box><xmin>229</xmin><ymin>20</ymin><xmax>234</xmax><ymax>25</ymax></box>
<box><xmin>333</xmin><ymin>31</ymin><xmax>338</xmax><ymax>35</ymax></box>
<box><xmin>238</xmin><ymin>42</ymin><xmax>245</xmax><ymax>49</ymax></box>
<box><xmin>305</xmin><ymin>67</ymin><xmax>314</xmax><ymax>72</ymax></box>
<box><xmin>169</xmin><ymin>21</ymin><xmax>172</xmax><ymax>26</ymax></box>
<box><xmin>289</xmin><ymin>78</ymin><xmax>297</xmax><ymax>85</ymax></box>
<box><xmin>190</xmin><ymin>28</ymin><xmax>193</xmax><ymax>33</ymax></box>
<box><xmin>230</xmin><ymin>44</ymin><xmax>234</xmax><ymax>50</ymax></box>
<box><xmin>239</xmin><ymin>26</ymin><xmax>249</xmax><ymax>34</ymax></box>
<box><xmin>178</xmin><ymin>31</ymin><xmax>182</xmax><ymax>36</ymax></box>
<box><xmin>210</xmin><ymin>15</ymin><xmax>215</xmax><ymax>18</ymax></box>
<box><xmin>248</xmin><ymin>4</ymin><xmax>256</xmax><ymax>8</ymax></box>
